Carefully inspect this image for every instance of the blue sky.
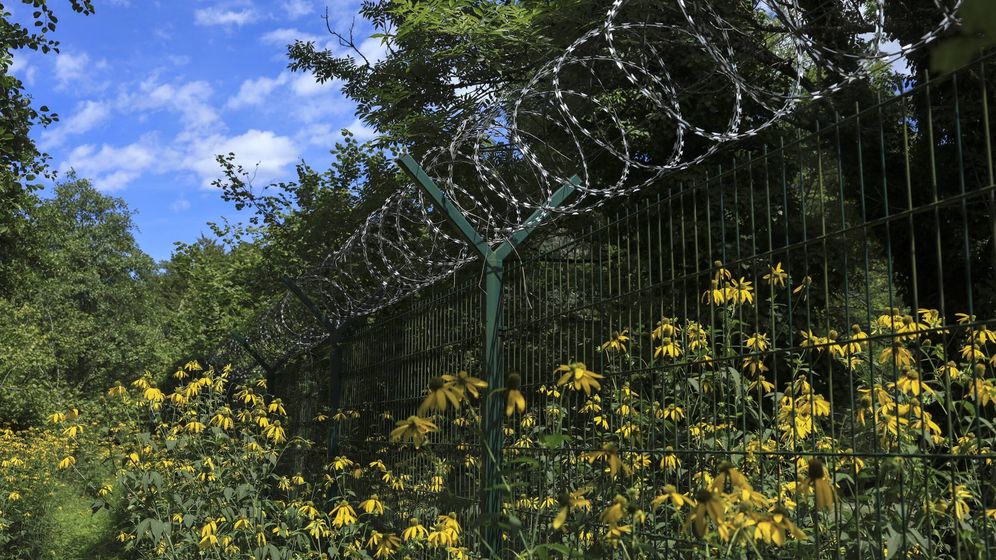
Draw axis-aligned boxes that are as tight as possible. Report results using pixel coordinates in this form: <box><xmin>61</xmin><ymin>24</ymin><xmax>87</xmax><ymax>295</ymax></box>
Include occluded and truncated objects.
<box><xmin>9</xmin><ymin>0</ymin><xmax>382</xmax><ymax>261</ymax></box>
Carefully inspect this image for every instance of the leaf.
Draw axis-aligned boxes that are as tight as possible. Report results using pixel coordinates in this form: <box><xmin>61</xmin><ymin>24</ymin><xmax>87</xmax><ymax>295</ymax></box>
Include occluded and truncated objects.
<box><xmin>540</xmin><ymin>433</ymin><xmax>570</xmax><ymax>448</ymax></box>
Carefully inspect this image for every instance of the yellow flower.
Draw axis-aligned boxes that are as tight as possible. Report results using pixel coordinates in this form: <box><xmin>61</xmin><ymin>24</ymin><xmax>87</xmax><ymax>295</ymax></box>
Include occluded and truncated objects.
<box><xmin>370</xmin><ymin>533</ymin><xmax>400</xmax><ymax>558</ymax></box>
<box><xmin>895</xmin><ymin>368</ymin><xmax>934</xmax><ymax>397</ymax></box>
<box><xmin>961</xmin><ymin>342</ymin><xmax>986</xmax><ymax>361</ymax></box>
<box><xmin>442</xmin><ymin>370</ymin><xmax>487</xmax><ymax>400</ymax></box>
<box><xmin>712</xmin><ymin>261</ymin><xmax>732</xmax><ymax>282</ymax></box>
<box><xmin>654</xmin><ymin>336</ymin><xmax>683</xmax><ymax>359</ymax></box>
<box><xmin>652</xmin><ymin>317</ymin><xmax>680</xmax><ymax>340</ymax></box>
<box><xmin>953</xmin><ymin>485</ymin><xmax>972</xmax><ymax>520</ymax></box>
<box><xmin>552</xmin><ymin>488</ymin><xmax>591</xmax><ymax>530</ymax></box>
<box><xmin>8</xmin><ymin>491</ymin><xmax>21</xmax><ymax>501</ymax></box>
<box><xmin>763</xmin><ymin>262</ymin><xmax>787</xmax><ymax>287</ymax></box>
<box><xmin>555</xmin><ymin>362</ymin><xmax>603</xmax><ymax>395</ymax></box>
<box><xmin>938</xmin><ymin>361</ymin><xmax>963</xmax><ymax>382</ymax></box>
<box><xmin>211</xmin><ymin>409</ymin><xmax>234</xmax><ymax>430</ymax></box>
<box><xmin>143</xmin><ymin>387</ymin><xmax>165</xmax><ymax>405</ymax></box>
<box><xmin>599</xmin><ymin>329</ymin><xmax>629</xmax><ymax>353</ymax></box>
<box><xmin>966</xmin><ymin>377</ymin><xmax>995</xmax><ymax>407</ymax></box>
<box><xmin>800</xmin><ymin>459</ymin><xmax>834</xmax><ymax>511</ymax></box>
<box><xmin>753</xmin><ymin>506</ymin><xmax>806</xmax><ymax>546</ymax></box>
<box><xmin>651</xmin><ymin>485</ymin><xmax>694</xmax><ymax>510</ymax></box>
<box><xmin>615</xmin><ymin>422</ymin><xmax>639</xmax><ymax>439</ymax></box>
<box><xmin>660</xmin><ymin>448</ymin><xmax>681</xmax><ymax>471</ymax></box>
<box><xmin>63</xmin><ymin>424</ymin><xmax>84</xmax><ymax>438</ymax></box>
<box><xmin>746</xmin><ymin>332</ymin><xmax>769</xmax><ymax>352</ymax></box>
<box><xmin>402</xmin><ymin>518</ymin><xmax>428</xmax><ymax>541</ymax></box>
<box><xmin>198</xmin><ymin>518</ymin><xmax>219</xmax><ymax>549</ymax></box>
<box><xmin>57</xmin><ymin>455</ymin><xmax>76</xmax><ymax>470</ymax></box>
<box><xmin>305</xmin><ymin>519</ymin><xmax>330</xmax><ymax>539</ymax></box>
<box><xmin>418</xmin><ymin>376</ymin><xmax>464</xmax><ymax>415</ymax></box>
<box><xmin>604</xmin><ymin>523</ymin><xmax>632</xmax><ymax>543</ymax></box>
<box><xmin>712</xmin><ymin>461</ymin><xmax>751</xmax><ymax>492</ymax></box>
<box><xmin>878</xmin><ymin>341</ymin><xmax>913</xmax><ymax>368</ymax></box>
<box><xmin>329</xmin><ymin>501</ymin><xmax>357</xmax><ymax>528</ymax></box>
<box><xmin>389</xmin><ymin>415</ymin><xmax>438</xmax><ymax>448</ymax></box>
<box><xmin>659</xmin><ymin>404</ymin><xmax>684</xmax><ymax>422</ymax></box>
<box><xmin>748</xmin><ymin>374</ymin><xmax>775</xmax><ymax>394</ymax></box>
<box><xmin>427</xmin><ymin>525</ymin><xmax>458</xmax><ymax>547</ymax></box>
<box><xmin>429</xmin><ymin>475</ymin><xmax>444</xmax><ymax>492</ymax></box>
<box><xmin>331</xmin><ymin>456</ymin><xmax>354</xmax><ymax>471</ymax></box>
<box><xmin>505</xmin><ymin>373</ymin><xmax>526</xmax><ymax>416</ymax></box>
<box><xmin>581</xmin><ymin>443</ymin><xmax>625</xmax><ymax>478</ymax></box>
<box><xmin>107</xmin><ymin>383</ymin><xmax>128</xmax><ymax>397</ymax></box>
<box><xmin>185</xmin><ymin>421</ymin><xmax>206</xmax><ymax>434</ymax></box>
<box><xmin>599</xmin><ymin>494</ymin><xmax>629</xmax><ymax>526</ymax></box>
<box><xmin>684</xmin><ymin>488</ymin><xmax>725</xmax><ymax>538</ymax></box>
<box><xmin>267</xmin><ymin>399</ymin><xmax>286</xmax><ymax>416</ymax></box>
<box><xmin>846</xmin><ymin>324</ymin><xmax>868</xmax><ymax>354</ymax></box>
<box><xmin>703</xmin><ymin>279</ymin><xmax>726</xmax><ymax>305</ymax></box>
<box><xmin>726</xmin><ymin>277</ymin><xmax>754</xmax><ymax>305</ymax></box>
<box><xmin>792</xmin><ymin>275</ymin><xmax>812</xmax><ymax>298</ymax></box>
<box><xmin>263</xmin><ymin>423</ymin><xmax>287</xmax><ymax>443</ymax></box>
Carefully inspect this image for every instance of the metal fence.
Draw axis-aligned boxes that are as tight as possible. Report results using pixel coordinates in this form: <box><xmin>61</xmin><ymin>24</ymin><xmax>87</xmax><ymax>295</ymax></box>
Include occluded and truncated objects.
<box><xmin>325</xmin><ymin>59</ymin><xmax>996</xmax><ymax>558</ymax></box>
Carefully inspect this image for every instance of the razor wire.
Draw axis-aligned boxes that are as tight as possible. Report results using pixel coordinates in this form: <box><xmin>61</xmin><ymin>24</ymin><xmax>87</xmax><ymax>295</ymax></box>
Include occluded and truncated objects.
<box><xmin>213</xmin><ymin>0</ymin><xmax>962</xmax><ymax>372</ymax></box>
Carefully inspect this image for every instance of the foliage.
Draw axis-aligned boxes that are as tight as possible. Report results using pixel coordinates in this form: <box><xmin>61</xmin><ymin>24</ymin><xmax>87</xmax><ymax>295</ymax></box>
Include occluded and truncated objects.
<box><xmin>0</xmin><ymin>178</ymin><xmax>169</xmax><ymax>394</ymax></box>
<box><xmin>0</xmin><ymin>395</ymin><xmax>126</xmax><ymax>559</ymax></box>
<box><xmin>0</xmin><ymin>0</ymin><xmax>94</xmax><ymax>291</ymax></box>
<box><xmin>931</xmin><ymin>0</ymin><xmax>996</xmax><ymax>73</ymax></box>
<box><xmin>327</xmin><ymin>262</ymin><xmax>996</xmax><ymax>558</ymax></box>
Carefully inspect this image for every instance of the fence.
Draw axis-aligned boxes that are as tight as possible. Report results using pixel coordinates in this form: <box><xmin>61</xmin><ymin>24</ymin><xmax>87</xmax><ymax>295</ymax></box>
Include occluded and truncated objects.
<box><xmin>311</xmin><ymin>59</ymin><xmax>996</xmax><ymax>558</ymax></box>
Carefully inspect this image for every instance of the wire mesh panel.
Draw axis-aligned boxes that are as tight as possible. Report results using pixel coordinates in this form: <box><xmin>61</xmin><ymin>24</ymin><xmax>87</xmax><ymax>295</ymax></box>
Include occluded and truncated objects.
<box><xmin>318</xmin><ymin>60</ymin><xmax>996</xmax><ymax>559</ymax></box>
<box><xmin>335</xmin><ymin>273</ymin><xmax>485</xmax><ymax>551</ymax></box>
<box><xmin>499</xmin><ymin>61</ymin><xmax>996</xmax><ymax>558</ymax></box>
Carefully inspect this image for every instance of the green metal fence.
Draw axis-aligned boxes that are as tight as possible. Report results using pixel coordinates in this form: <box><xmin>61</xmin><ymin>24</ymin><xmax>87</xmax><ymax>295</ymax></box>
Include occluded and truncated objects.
<box><xmin>326</xmin><ymin>59</ymin><xmax>996</xmax><ymax>558</ymax></box>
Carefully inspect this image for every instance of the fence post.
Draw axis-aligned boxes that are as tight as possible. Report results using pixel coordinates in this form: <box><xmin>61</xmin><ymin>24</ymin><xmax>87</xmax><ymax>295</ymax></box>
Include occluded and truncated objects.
<box><xmin>230</xmin><ymin>331</ymin><xmax>278</xmax><ymax>389</ymax></box>
<box><xmin>398</xmin><ymin>154</ymin><xmax>577</xmax><ymax>556</ymax></box>
<box><xmin>281</xmin><ymin>278</ymin><xmax>348</xmax><ymax>461</ymax></box>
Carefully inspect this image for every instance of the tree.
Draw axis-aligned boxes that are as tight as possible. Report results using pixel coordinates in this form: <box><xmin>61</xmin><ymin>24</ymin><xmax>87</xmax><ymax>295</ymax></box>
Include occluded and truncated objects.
<box><xmin>0</xmin><ymin>0</ymin><xmax>95</xmax><ymax>292</ymax></box>
<box><xmin>0</xmin><ymin>177</ymin><xmax>169</xmax><ymax>425</ymax></box>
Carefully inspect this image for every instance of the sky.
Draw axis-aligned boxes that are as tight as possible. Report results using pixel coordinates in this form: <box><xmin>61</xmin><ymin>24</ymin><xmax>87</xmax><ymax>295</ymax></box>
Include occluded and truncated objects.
<box><xmin>9</xmin><ymin>0</ymin><xmax>384</xmax><ymax>261</ymax></box>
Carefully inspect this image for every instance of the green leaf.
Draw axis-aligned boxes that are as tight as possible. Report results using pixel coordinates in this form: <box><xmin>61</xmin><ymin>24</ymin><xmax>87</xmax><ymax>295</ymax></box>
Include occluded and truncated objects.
<box><xmin>540</xmin><ymin>433</ymin><xmax>570</xmax><ymax>448</ymax></box>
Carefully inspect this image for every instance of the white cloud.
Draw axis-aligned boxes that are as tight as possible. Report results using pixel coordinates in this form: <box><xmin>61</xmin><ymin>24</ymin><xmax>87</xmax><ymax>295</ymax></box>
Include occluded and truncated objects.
<box><xmin>295</xmin><ymin>119</ymin><xmax>377</xmax><ymax>148</ymax></box>
<box><xmin>289</xmin><ymin>71</ymin><xmax>332</xmax><ymax>96</ymax></box>
<box><xmin>226</xmin><ymin>72</ymin><xmax>290</xmax><ymax>109</ymax></box>
<box><xmin>296</xmin><ymin>123</ymin><xmax>337</xmax><ymax>147</ymax></box>
<box><xmin>356</xmin><ymin>36</ymin><xmax>389</xmax><ymax>65</ymax></box>
<box><xmin>54</xmin><ymin>52</ymin><xmax>89</xmax><ymax>88</ymax></box>
<box><xmin>9</xmin><ymin>53</ymin><xmax>36</xmax><ymax>86</ymax></box>
<box><xmin>169</xmin><ymin>199</ymin><xmax>191</xmax><ymax>212</ymax></box>
<box><xmin>345</xmin><ymin>118</ymin><xmax>377</xmax><ymax>141</ymax></box>
<box><xmin>121</xmin><ymin>76</ymin><xmax>219</xmax><ymax>133</ymax></box>
<box><xmin>40</xmin><ymin>100</ymin><xmax>112</xmax><ymax>148</ymax></box>
<box><xmin>260</xmin><ymin>27</ymin><xmax>324</xmax><ymax>46</ymax></box>
<box><xmin>194</xmin><ymin>7</ymin><xmax>257</xmax><ymax>27</ymax></box>
<box><xmin>58</xmin><ymin>127</ymin><xmax>300</xmax><ymax>192</ymax></box>
<box><xmin>280</xmin><ymin>0</ymin><xmax>313</xmax><ymax>19</ymax></box>
<box><xmin>223</xmin><ymin>69</ymin><xmax>346</xmax><ymax>113</ymax></box>
<box><xmin>184</xmin><ymin>129</ymin><xmax>299</xmax><ymax>187</ymax></box>
<box><xmin>60</xmin><ymin>140</ymin><xmax>159</xmax><ymax>192</ymax></box>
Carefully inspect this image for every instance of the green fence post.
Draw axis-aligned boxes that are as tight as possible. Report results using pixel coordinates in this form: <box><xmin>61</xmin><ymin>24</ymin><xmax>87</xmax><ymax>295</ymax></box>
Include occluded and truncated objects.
<box><xmin>398</xmin><ymin>154</ymin><xmax>577</xmax><ymax>556</ymax></box>
<box><xmin>281</xmin><ymin>278</ymin><xmax>348</xmax><ymax>461</ymax></box>
<box><xmin>230</xmin><ymin>331</ymin><xmax>278</xmax><ymax>389</ymax></box>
